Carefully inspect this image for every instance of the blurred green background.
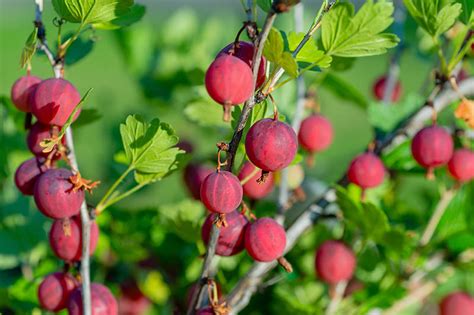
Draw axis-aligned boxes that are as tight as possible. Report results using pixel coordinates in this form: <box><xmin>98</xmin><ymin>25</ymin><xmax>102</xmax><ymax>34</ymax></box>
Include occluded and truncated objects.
<box><xmin>1</xmin><ymin>0</ymin><xmax>473</xmax><ymax>314</ymax></box>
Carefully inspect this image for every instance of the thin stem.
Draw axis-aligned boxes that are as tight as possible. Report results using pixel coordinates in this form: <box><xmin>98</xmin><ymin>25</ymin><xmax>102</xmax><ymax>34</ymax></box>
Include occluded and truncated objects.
<box><xmin>99</xmin><ymin>183</ymin><xmax>146</xmax><ymax>212</ymax></box>
<box><xmin>433</xmin><ymin>37</ymin><xmax>448</xmax><ymax>76</ymax></box>
<box><xmin>325</xmin><ymin>281</ymin><xmax>347</xmax><ymax>315</ymax></box>
<box><xmin>95</xmin><ymin>165</ymin><xmax>134</xmax><ymax>213</ymax></box>
<box><xmin>419</xmin><ymin>189</ymin><xmax>456</xmax><ymax>246</ymax></box>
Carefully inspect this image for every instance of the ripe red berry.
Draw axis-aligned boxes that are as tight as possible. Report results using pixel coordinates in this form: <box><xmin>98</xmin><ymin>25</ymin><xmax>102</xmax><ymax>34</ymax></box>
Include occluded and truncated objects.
<box><xmin>448</xmin><ymin>149</ymin><xmax>474</xmax><ymax>182</ymax></box>
<box><xmin>439</xmin><ymin>291</ymin><xmax>474</xmax><ymax>315</ymax></box>
<box><xmin>118</xmin><ymin>281</ymin><xmax>151</xmax><ymax>315</ymax></box>
<box><xmin>205</xmin><ymin>54</ymin><xmax>253</xmax><ymax>121</ymax></box>
<box><xmin>411</xmin><ymin>126</ymin><xmax>453</xmax><ymax>173</ymax></box>
<box><xmin>49</xmin><ymin>216</ymin><xmax>99</xmax><ymax>261</ymax></box>
<box><xmin>34</xmin><ymin>168</ymin><xmax>84</xmax><ymax>219</ymax></box>
<box><xmin>217</xmin><ymin>41</ymin><xmax>266</xmax><ymax>89</ymax></box>
<box><xmin>245</xmin><ymin>217</ymin><xmax>286</xmax><ymax>262</ymax></box>
<box><xmin>245</xmin><ymin>118</ymin><xmax>298</xmax><ymax>172</ymax></box>
<box><xmin>14</xmin><ymin>157</ymin><xmax>48</xmax><ymax>195</ymax></box>
<box><xmin>373</xmin><ymin>75</ymin><xmax>402</xmax><ymax>102</ymax></box>
<box><xmin>298</xmin><ymin>114</ymin><xmax>333</xmax><ymax>153</ymax></box>
<box><xmin>201</xmin><ymin>210</ymin><xmax>249</xmax><ymax>256</ymax></box>
<box><xmin>315</xmin><ymin>240</ymin><xmax>356</xmax><ymax>284</ymax></box>
<box><xmin>347</xmin><ymin>152</ymin><xmax>385</xmax><ymax>189</ymax></box>
<box><xmin>183</xmin><ymin>163</ymin><xmax>214</xmax><ymax>200</ymax></box>
<box><xmin>10</xmin><ymin>75</ymin><xmax>41</xmax><ymax>112</ymax></box>
<box><xmin>200</xmin><ymin>170</ymin><xmax>243</xmax><ymax>214</ymax></box>
<box><xmin>27</xmin><ymin>122</ymin><xmax>65</xmax><ymax>159</ymax></box>
<box><xmin>37</xmin><ymin>272</ymin><xmax>78</xmax><ymax>312</ymax></box>
<box><xmin>237</xmin><ymin>162</ymin><xmax>274</xmax><ymax>199</ymax></box>
<box><xmin>68</xmin><ymin>283</ymin><xmax>118</xmax><ymax>315</ymax></box>
<box><xmin>31</xmin><ymin>78</ymin><xmax>81</xmax><ymax>126</ymax></box>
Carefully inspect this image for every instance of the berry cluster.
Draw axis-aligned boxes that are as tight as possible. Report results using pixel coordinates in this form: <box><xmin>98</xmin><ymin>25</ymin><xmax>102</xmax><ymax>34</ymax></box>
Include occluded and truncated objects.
<box><xmin>11</xmin><ymin>75</ymin><xmax>116</xmax><ymax>313</ymax></box>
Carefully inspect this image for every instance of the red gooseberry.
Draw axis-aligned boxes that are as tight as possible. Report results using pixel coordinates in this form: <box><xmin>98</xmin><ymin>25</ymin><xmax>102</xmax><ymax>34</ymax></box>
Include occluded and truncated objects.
<box><xmin>373</xmin><ymin>75</ymin><xmax>402</xmax><ymax>102</ymax></box>
<box><xmin>315</xmin><ymin>240</ymin><xmax>356</xmax><ymax>284</ymax></box>
<box><xmin>244</xmin><ymin>217</ymin><xmax>286</xmax><ymax>262</ymax></box>
<box><xmin>37</xmin><ymin>272</ymin><xmax>79</xmax><ymax>312</ymax></box>
<box><xmin>10</xmin><ymin>75</ymin><xmax>42</xmax><ymax>112</ymax></box>
<box><xmin>67</xmin><ymin>283</ymin><xmax>118</xmax><ymax>315</ymax></box>
<box><xmin>200</xmin><ymin>170</ymin><xmax>243</xmax><ymax>214</ymax></box>
<box><xmin>237</xmin><ymin>162</ymin><xmax>274</xmax><ymax>199</ymax></box>
<box><xmin>14</xmin><ymin>157</ymin><xmax>48</xmax><ymax>195</ymax></box>
<box><xmin>447</xmin><ymin>148</ymin><xmax>474</xmax><ymax>182</ymax></box>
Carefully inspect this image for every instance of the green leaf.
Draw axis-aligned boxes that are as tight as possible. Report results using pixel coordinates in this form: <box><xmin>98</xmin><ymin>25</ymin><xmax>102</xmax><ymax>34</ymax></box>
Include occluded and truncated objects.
<box><xmin>93</xmin><ymin>4</ymin><xmax>146</xmax><ymax>29</ymax></box>
<box><xmin>320</xmin><ymin>72</ymin><xmax>368</xmax><ymax>108</ymax></box>
<box><xmin>279</xmin><ymin>52</ymin><xmax>298</xmax><ymax>78</ymax></box>
<box><xmin>19</xmin><ymin>28</ymin><xmax>37</xmax><ymax>68</ymax></box>
<box><xmin>263</xmin><ymin>28</ymin><xmax>285</xmax><ymax>63</ymax></box>
<box><xmin>287</xmin><ymin>31</ymin><xmax>332</xmax><ymax>68</ymax></box>
<box><xmin>321</xmin><ymin>1</ymin><xmax>399</xmax><ymax>57</ymax></box>
<box><xmin>120</xmin><ymin>115</ymin><xmax>185</xmax><ymax>183</ymax></box>
<box><xmin>404</xmin><ymin>0</ymin><xmax>462</xmax><ymax>36</ymax></box>
<box><xmin>65</xmin><ymin>34</ymin><xmax>94</xmax><ymax>65</ymax></box>
<box><xmin>158</xmin><ymin>199</ymin><xmax>205</xmax><ymax>243</ymax></box>
<box><xmin>368</xmin><ymin>93</ymin><xmax>424</xmax><ymax>131</ymax></box>
<box><xmin>52</xmin><ymin>0</ymin><xmax>134</xmax><ymax>25</ymax></box>
<box><xmin>336</xmin><ymin>186</ymin><xmax>390</xmax><ymax>242</ymax></box>
<box><xmin>456</xmin><ymin>0</ymin><xmax>474</xmax><ymax>25</ymax></box>
<box><xmin>257</xmin><ymin>0</ymin><xmax>272</xmax><ymax>12</ymax></box>
<box><xmin>184</xmin><ymin>100</ymin><xmax>228</xmax><ymax>128</ymax></box>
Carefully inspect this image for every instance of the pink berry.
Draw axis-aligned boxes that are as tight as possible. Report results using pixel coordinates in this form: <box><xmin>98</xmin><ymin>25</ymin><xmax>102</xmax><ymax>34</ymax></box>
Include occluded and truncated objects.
<box><xmin>200</xmin><ymin>170</ymin><xmax>243</xmax><ymax>214</ymax></box>
<box><xmin>411</xmin><ymin>126</ymin><xmax>453</xmax><ymax>171</ymax></box>
<box><xmin>49</xmin><ymin>216</ymin><xmax>99</xmax><ymax>261</ymax></box>
<box><xmin>245</xmin><ymin>217</ymin><xmax>286</xmax><ymax>262</ymax></box>
<box><xmin>347</xmin><ymin>152</ymin><xmax>385</xmax><ymax>189</ymax></box>
<box><xmin>245</xmin><ymin>118</ymin><xmax>298</xmax><ymax>172</ymax></box>
<box><xmin>14</xmin><ymin>157</ymin><xmax>48</xmax><ymax>195</ymax></box>
<box><xmin>37</xmin><ymin>272</ymin><xmax>78</xmax><ymax>312</ymax></box>
<box><xmin>27</xmin><ymin>122</ymin><xmax>65</xmax><ymax>159</ymax></box>
<box><xmin>68</xmin><ymin>283</ymin><xmax>118</xmax><ymax>315</ymax></box>
<box><xmin>201</xmin><ymin>210</ymin><xmax>249</xmax><ymax>256</ymax></box>
<box><xmin>315</xmin><ymin>240</ymin><xmax>356</xmax><ymax>284</ymax></box>
<box><xmin>217</xmin><ymin>41</ymin><xmax>266</xmax><ymax>89</ymax></box>
<box><xmin>237</xmin><ymin>162</ymin><xmax>274</xmax><ymax>199</ymax></box>
<box><xmin>205</xmin><ymin>54</ymin><xmax>253</xmax><ymax>121</ymax></box>
<box><xmin>118</xmin><ymin>281</ymin><xmax>151</xmax><ymax>315</ymax></box>
<box><xmin>31</xmin><ymin>78</ymin><xmax>81</xmax><ymax>126</ymax></box>
<box><xmin>448</xmin><ymin>149</ymin><xmax>474</xmax><ymax>182</ymax></box>
<box><xmin>439</xmin><ymin>291</ymin><xmax>474</xmax><ymax>315</ymax></box>
<box><xmin>10</xmin><ymin>75</ymin><xmax>41</xmax><ymax>112</ymax></box>
<box><xmin>298</xmin><ymin>114</ymin><xmax>333</xmax><ymax>153</ymax></box>
<box><xmin>183</xmin><ymin>163</ymin><xmax>214</xmax><ymax>200</ymax></box>
<box><xmin>373</xmin><ymin>76</ymin><xmax>402</xmax><ymax>102</ymax></box>
<box><xmin>34</xmin><ymin>168</ymin><xmax>84</xmax><ymax>219</ymax></box>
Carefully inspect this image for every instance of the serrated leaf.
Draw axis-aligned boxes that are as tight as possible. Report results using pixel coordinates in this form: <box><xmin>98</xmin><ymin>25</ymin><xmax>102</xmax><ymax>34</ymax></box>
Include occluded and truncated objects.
<box><xmin>120</xmin><ymin>115</ymin><xmax>185</xmax><ymax>183</ymax></box>
<box><xmin>404</xmin><ymin>0</ymin><xmax>462</xmax><ymax>36</ymax></box>
<box><xmin>184</xmin><ymin>100</ymin><xmax>228</xmax><ymax>128</ymax></box>
<box><xmin>435</xmin><ymin>3</ymin><xmax>462</xmax><ymax>35</ymax></box>
<box><xmin>322</xmin><ymin>1</ymin><xmax>399</xmax><ymax>57</ymax></box>
<box><xmin>93</xmin><ymin>4</ymin><xmax>146</xmax><ymax>29</ymax></box>
<box><xmin>52</xmin><ymin>0</ymin><xmax>134</xmax><ymax>25</ymax></box>
<box><xmin>263</xmin><ymin>28</ymin><xmax>285</xmax><ymax>63</ymax></box>
<box><xmin>20</xmin><ymin>28</ymin><xmax>37</xmax><ymax>68</ymax></box>
<box><xmin>362</xmin><ymin>202</ymin><xmax>390</xmax><ymax>240</ymax></box>
<box><xmin>320</xmin><ymin>72</ymin><xmax>368</xmax><ymax>108</ymax></box>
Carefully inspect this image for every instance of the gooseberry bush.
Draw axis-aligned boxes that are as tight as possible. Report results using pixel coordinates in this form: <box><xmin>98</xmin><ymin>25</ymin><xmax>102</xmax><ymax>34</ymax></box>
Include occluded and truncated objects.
<box><xmin>1</xmin><ymin>0</ymin><xmax>474</xmax><ymax>314</ymax></box>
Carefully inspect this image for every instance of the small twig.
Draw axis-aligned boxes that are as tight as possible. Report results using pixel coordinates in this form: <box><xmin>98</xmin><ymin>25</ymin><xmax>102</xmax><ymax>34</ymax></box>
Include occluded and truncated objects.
<box><xmin>419</xmin><ymin>189</ymin><xmax>456</xmax><ymax>247</ymax></box>
<box><xmin>325</xmin><ymin>281</ymin><xmax>348</xmax><ymax>315</ymax></box>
